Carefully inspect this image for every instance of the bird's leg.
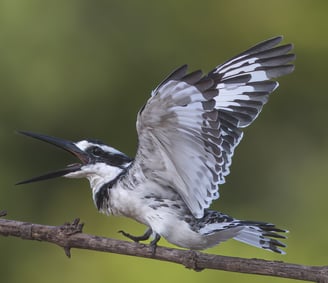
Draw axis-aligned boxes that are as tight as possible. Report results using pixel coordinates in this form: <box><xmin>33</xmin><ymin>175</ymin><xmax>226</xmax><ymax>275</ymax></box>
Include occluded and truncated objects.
<box><xmin>118</xmin><ymin>228</ymin><xmax>152</xmax><ymax>242</ymax></box>
<box><xmin>150</xmin><ymin>233</ymin><xmax>161</xmax><ymax>256</ymax></box>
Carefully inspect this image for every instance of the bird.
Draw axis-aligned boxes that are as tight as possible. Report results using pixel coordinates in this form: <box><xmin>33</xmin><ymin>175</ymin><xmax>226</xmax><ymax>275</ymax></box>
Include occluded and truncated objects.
<box><xmin>17</xmin><ymin>36</ymin><xmax>295</xmax><ymax>255</ymax></box>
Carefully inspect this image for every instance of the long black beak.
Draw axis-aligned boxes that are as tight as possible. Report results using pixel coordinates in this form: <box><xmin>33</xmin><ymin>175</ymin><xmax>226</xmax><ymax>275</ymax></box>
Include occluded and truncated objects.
<box><xmin>16</xmin><ymin>131</ymin><xmax>89</xmax><ymax>185</ymax></box>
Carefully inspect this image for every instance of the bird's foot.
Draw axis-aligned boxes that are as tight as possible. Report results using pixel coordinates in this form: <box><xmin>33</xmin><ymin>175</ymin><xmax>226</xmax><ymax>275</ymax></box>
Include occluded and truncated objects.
<box><xmin>118</xmin><ymin>228</ymin><xmax>161</xmax><ymax>256</ymax></box>
<box><xmin>118</xmin><ymin>228</ymin><xmax>152</xmax><ymax>242</ymax></box>
<box><xmin>149</xmin><ymin>233</ymin><xmax>161</xmax><ymax>256</ymax></box>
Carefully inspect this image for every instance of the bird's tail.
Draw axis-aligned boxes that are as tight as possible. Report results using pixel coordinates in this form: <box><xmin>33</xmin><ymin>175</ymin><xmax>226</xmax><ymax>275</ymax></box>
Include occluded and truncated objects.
<box><xmin>198</xmin><ymin>211</ymin><xmax>287</xmax><ymax>253</ymax></box>
<box><xmin>233</xmin><ymin>221</ymin><xmax>287</xmax><ymax>254</ymax></box>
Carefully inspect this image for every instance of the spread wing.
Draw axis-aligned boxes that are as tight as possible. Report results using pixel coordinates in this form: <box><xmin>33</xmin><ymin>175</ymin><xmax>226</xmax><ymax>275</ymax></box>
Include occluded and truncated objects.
<box><xmin>134</xmin><ymin>36</ymin><xmax>295</xmax><ymax>218</ymax></box>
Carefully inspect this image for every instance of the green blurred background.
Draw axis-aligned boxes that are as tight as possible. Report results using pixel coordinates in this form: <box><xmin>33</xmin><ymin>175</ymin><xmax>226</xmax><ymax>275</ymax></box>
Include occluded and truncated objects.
<box><xmin>0</xmin><ymin>0</ymin><xmax>327</xmax><ymax>282</ymax></box>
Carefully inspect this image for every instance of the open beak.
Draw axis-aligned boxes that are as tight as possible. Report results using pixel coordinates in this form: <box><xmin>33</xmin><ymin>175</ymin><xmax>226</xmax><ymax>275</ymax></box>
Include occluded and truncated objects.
<box><xmin>16</xmin><ymin>131</ymin><xmax>89</xmax><ymax>185</ymax></box>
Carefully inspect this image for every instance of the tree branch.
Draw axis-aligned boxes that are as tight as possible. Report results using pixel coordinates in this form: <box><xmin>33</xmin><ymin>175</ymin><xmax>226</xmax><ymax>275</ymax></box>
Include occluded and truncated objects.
<box><xmin>0</xmin><ymin>210</ymin><xmax>327</xmax><ymax>282</ymax></box>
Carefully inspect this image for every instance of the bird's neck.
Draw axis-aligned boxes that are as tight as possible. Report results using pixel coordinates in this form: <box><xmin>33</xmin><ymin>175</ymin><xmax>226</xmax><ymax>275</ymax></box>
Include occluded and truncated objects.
<box><xmin>89</xmin><ymin>169</ymin><xmax>126</xmax><ymax>213</ymax></box>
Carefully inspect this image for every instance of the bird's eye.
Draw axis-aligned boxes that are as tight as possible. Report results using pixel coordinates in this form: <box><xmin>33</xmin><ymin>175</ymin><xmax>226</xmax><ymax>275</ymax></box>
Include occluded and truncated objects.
<box><xmin>92</xmin><ymin>147</ymin><xmax>103</xmax><ymax>157</ymax></box>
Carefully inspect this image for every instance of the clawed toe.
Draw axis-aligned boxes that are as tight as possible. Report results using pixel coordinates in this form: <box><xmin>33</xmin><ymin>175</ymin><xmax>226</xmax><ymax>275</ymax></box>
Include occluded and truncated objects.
<box><xmin>118</xmin><ymin>228</ymin><xmax>152</xmax><ymax>243</ymax></box>
<box><xmin>118</xmin><ymin>228</ymin><xmax>161</xmax><ymax>256</ymax></box>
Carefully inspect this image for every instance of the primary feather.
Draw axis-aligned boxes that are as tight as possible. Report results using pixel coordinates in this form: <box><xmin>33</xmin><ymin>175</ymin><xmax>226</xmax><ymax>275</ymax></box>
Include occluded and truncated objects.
<box><xmin>135</xmin><ymin>36</ymin><xmax>294</xmax><ymax>218</ymax></box>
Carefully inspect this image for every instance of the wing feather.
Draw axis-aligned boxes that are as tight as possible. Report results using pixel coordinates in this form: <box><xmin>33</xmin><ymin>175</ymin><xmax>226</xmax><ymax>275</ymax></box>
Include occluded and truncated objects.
<box><xmin>133</xmin><ymin>36</ymin><xmax>295</xmax><ymax>218</ymax></box>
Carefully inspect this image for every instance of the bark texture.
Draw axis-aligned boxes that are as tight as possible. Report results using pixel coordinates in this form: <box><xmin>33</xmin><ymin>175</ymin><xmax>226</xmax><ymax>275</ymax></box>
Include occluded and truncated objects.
<box><xmin>0</xmin><ymin>211</ymin><xmax>327</xmax><ymax>282</ymax></box>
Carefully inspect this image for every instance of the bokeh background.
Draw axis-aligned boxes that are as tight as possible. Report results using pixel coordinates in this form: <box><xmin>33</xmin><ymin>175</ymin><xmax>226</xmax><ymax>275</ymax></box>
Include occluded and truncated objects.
<box><xmin>0</xmin><ymin>1</ymin><xmax>327</xmax><ymax>282</ymax></box>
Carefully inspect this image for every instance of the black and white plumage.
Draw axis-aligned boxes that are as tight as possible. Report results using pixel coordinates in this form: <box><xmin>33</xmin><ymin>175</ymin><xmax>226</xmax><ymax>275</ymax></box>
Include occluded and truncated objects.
<box><xmin>18</xmin><ymin>36</ymin><xmax>295</xmax><ymax>254</ymax></box>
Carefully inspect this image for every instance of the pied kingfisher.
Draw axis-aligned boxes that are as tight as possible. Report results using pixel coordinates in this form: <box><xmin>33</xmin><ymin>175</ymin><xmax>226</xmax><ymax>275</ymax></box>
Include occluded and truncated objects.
<box><xmin>18</xmin><ymin>36</ymin><xmax>295</xmax><ymax>254</ymax></box>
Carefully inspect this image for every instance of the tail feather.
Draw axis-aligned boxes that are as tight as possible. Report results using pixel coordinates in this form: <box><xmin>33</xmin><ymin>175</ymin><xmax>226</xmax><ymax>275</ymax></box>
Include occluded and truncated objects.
<box><xmin>233</xmin><ymin>223</ymin><xmax>287</xmax><ymax>254</ymax></box>
<box><xmin>197</xmin><ymin>211</ymin><xmax>287</xmax><ymax>253</ymax></box>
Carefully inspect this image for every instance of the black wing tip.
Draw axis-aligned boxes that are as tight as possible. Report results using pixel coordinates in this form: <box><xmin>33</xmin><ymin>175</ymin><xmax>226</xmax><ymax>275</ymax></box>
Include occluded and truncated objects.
<box><xmin>265</xmin><ymin>35</ymin><xmax>283</xmax><ymax>44</ymax></box>
<box><xmin>269</xmin><ymin>64</ymin><xmax>295</xmax><ymax>77</ymax></box>
<box><xmin>153</xmin><ymin>64</ymin><xmax>189</xmax><ymax>95</ymax></box>
<box><xmin>240</xmin><ymin>35</ymin><xmax>293</xmax><ymax>57</ymax></box>
<box><xmin>260</xmin><ymin>35</ymin><xmax>295</xmax><ymax>53</ymax></box>
<box><xmin>261</xmin><ymin>35</ymin><xmax>286</xmax><ymax>46</ymax></box>
<box><xmin>172</xmin><ymin>64</ymin><xmax>189</xmax><ymax>77</ymax></box>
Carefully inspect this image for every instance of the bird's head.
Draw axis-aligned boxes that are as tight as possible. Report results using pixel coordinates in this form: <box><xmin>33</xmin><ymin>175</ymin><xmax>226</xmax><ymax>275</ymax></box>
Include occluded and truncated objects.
<box><xmin>17</xmin><ymin>131</ymin><xmax>132</xmax><ymax>189</ymax></box>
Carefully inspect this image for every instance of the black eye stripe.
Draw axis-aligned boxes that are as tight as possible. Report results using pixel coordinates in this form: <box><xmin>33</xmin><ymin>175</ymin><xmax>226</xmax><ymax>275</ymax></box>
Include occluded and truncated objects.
<box><xmin>86</xmin><ymin>146</ymin><xmax>133</xmax><ymax>167</ymax></box>
<box><xmin>108</xmin><ymin>153</ymin><xmax>132</xmax><ymax>167</ymax></box>
<box><xmin>91</xmin><ymin>146</ymin><xmax>104</xmax><ymax>156</ymax></box>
